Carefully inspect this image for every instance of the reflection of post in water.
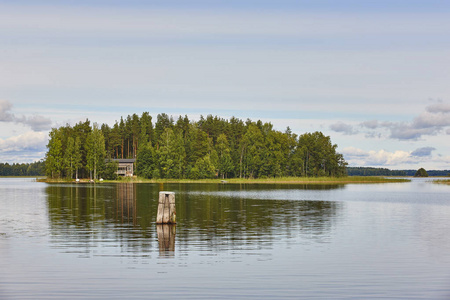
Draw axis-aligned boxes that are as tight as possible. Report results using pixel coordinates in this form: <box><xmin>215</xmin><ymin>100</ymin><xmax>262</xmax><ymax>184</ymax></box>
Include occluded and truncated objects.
<box><xmin>157</xmin><ymin>224</ymin><xmax>176</xmax><ymax>257</ymax></box>
<box><xmin>116</xmin><ymin>183</ymin><xmax>137</xmax><ymax>224</ymax></box>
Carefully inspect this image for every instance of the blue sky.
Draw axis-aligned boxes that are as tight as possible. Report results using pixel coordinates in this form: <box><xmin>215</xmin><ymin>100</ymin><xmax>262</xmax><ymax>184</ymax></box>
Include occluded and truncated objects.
<box><xmin>1</xmin><ymin>0</ymin><xmax>450</xmax><ymax>169</ymax></box>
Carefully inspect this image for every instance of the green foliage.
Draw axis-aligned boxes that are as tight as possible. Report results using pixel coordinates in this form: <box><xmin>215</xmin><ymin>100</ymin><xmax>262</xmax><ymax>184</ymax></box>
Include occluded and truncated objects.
<box><xmin>85</xmin><ymin>123</ymin><xmax>106</xmax><ymax>180</ymax></box>
<box><xmin>45</xmin><ymin>128</ymin><xmax>64</xmax><ymax>178</ymax></box>
<box><xmin>298</xmin><ymin>131</ymin><xmax>347</xmax><ymax>177</ymax></box>
<box><xmin>44</xmin><ymin>113</ymin><xmax>347</xmax><ymax>180</ymax></box>
<box><xmin>190</xmin><ymin>155</ymin><xmax>216</xmax><ymax>179</ymax></box>
<box><xmin>414</xmin><ymin>168</ymin><xmax>429</xmax><ymax>177</ymax></box>
<box><xmin>217</xmin><ymin>133</ymin><xmax>234</xmax><ymax>178</ymax></box>
<box><xmin>157</xmin><ymin>128</ymin><xmax>186</xmax><ymax>178</ymax></box>
<box><xmin>0</xmin><ymin>160</ymin><xmax>45</xmax><ymax>176</ymax></box>
<box><xmin>103</xmin><ymin>160</ymin><xmax>119</xmax><ymax>180</ymax></box>
<box><xmin>136</xmin><ymin>142</ymin><xmax>155</xmax><ymax>179</ymax></box>
<box><xmin>347</xmin><ymin>167</ymin><xmax>406</xmax><ymax>176</ymax></box>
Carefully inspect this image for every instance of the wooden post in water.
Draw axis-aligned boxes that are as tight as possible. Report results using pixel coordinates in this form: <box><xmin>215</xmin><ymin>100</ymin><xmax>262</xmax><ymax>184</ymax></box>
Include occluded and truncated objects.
<box><xmin>156</xmin><ymin>191</ymin><xmax>176</xmax><ymax>224</ymax></box>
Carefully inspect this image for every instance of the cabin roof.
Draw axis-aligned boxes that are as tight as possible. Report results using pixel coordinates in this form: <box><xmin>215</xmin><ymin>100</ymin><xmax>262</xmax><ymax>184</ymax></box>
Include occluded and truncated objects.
<box><xmin>108</xmin><ymin>159</ymin><xmax>136</xmax><ymax>163</ymax></box>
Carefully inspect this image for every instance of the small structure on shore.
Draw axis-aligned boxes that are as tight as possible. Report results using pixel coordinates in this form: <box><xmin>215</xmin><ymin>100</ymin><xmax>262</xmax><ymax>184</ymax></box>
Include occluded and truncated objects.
<box><xmin>107</xmin><ymin>159</ymin><xmax>136</xmax><ymax>176</ymax></box>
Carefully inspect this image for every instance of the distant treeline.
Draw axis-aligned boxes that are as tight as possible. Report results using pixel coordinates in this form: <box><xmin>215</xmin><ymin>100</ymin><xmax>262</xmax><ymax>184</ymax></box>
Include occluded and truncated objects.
<box><xmin>403</xmin><ymin>169</ymin><xmax>450</xmax><ymax>177</ymax></box>
<box><xmin>45</xmin><ymin>113</ymin><xmax>347</xmax><ymax>180</ymax></box>
<box><xmin>0</xmin><ymin>161</ymin><xmax>45</xmax><ymax>176</ymax></box>
<box><xmin>347</xmin><ymin>167</ymin><xmax>407</xmax><ymax>176</ymax></box>
<box><xmin>347</xmin><ymin>167</ymin><xmax>450</xmax><ymax>177</ymax></box>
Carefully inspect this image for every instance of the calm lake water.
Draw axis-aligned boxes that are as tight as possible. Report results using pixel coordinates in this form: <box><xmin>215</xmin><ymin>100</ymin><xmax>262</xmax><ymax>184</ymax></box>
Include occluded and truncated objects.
<box><xmin>1</xmin><ymin>178</ymin><xmax>449</xmax><ymax>299</ymax></box>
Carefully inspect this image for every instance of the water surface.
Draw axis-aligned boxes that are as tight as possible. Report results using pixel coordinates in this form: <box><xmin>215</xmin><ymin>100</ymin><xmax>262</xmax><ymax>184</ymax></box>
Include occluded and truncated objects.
<box><xmin>1</xmin><ymin>178</ymin><xmax>449</xmax><ymax>299</ymax></box>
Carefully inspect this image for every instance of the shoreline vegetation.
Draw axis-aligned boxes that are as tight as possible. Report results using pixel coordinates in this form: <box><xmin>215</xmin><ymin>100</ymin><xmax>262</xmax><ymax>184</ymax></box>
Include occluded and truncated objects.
<box><xmin>434</xmin><ymin>179</ymin><xmax>450</xmax><ymax>185</ymax></box>
<box><xmin>37</xmin><ymin>176</ymin><xmax>410</xmax><ymax>184</ymax></box>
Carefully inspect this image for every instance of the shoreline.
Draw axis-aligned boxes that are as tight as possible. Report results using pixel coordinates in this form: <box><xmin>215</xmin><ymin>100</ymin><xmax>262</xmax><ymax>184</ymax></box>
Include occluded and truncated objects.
<box><xmin>434</xmin><ymin>179</ymin><xmax>450</xmax><ymax>185</ymax></box>
<box><xmin>37</xmin><ymin>176</ymin><xmax>411</xmax><ymax>184</ymax></box>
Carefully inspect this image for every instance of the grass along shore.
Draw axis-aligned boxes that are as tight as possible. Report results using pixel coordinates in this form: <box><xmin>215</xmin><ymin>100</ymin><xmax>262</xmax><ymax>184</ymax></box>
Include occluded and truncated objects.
<box><xmin>433</xmin><ymin>179</ymin><xmax>450</xmax><ymax>185</ymax></box>
<box><xmin>39</xmin><ymin>176</ymin><xmax>410</xmax><ymax>184</ymax></box>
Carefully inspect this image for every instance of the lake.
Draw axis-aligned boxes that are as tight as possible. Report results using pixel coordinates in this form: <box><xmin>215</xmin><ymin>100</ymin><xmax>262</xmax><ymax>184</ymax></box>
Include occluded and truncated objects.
<box><xmin>1</xmin><ymin>178</ymin><xmax>449</xmax><ymax>299</ymax></box>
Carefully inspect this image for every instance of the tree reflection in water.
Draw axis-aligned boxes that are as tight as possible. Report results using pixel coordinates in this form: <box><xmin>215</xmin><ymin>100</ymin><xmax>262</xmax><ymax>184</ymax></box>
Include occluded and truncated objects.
<box><xmin>46</xmin><ymin>183</ymin><xmax>343</xmax><ymax>258</ymax></box>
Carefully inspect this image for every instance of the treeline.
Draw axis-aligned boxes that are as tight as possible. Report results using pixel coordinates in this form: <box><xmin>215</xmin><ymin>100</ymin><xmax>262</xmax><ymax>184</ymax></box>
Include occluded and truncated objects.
<box><xmin>347</xmin><ymin>167</ymin><xmax>450</xmax><ymax>177</ymax></box>
<box><xmin>403</xmin><ymin>169</ymin><xmax>450</xmax><ymax>177</ymax></box>
<box><xmin>45</xmin><ymin>113</ymin><xmax>347</xmax><ymax>180</ymax></box>
<box><xmin>347</xmin><ymin>167</ymin><xmax>407</xmax><ymax>176</ymax></box>
<box><xmin>0</xmin><ymin>160</ymin><xmax>45</xmax><ymax>176</ymax></box>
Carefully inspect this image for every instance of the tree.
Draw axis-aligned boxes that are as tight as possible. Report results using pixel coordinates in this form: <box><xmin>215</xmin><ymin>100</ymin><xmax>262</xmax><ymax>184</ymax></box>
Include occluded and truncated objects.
<box><xmin>63</xmin><ymin>136</ymin><xmax>76</xmax><ymax>179</ymax></box>
<box><xmin>73</xmin><ymin>137</ymin><xmax>82</xmax><ymax>179</ymax></box>
<box><xmin>157</xmin><ymin>128</ymin><xmax>186</xmax><ymax>178</ymax></box>
<box><xmin>110</xmin><ymin>122</ymin><xmax>121</xmax><ymax>159</ymax></box>
<box><xmin>73</xmin><ymin>119</ymin><xmax>92</xmax><ymax>178</ymax></box>
<box><xmin>186</xmin><ymin>124</ymin><xmax>209</xmax><ymax>167</ymax></box>
<box><xmin>85</xmin><ymin>123</ymin><xmax>106</xmax><ymax>180</ymax></box>
<box><xmin>414</xmin><ymin>168</ymin><xmax>429</xmax><ymax>177</ymax></box>
<box><xmin>154</xmin><ymin>113</ymin><xmax>173</xmax><ymax>149</ymax></box>
<box><xmin>190</xmin><ymin>155</ymin><xmax>216</xmax><ymax>179</ymax></box>
<box><xmin>131</xmin><ymin>113</ymin><xmax>140</xmax><ymax>158</ymax></box>
<box><xmin>139</xmin><ymin>112</ymin><xmax>153</xmax><ymax>147</ymax></box>
<box><xmin>119</xmin><ymin>117</ymin><xmax>125</xmax><ymax>159</ymax></box>
<box><xmin>136</xmin><ymin>142</ymin><xmax>155</xmax><ymax>179</ymax></box>
<box><xmin>216</xmin><ymin>134</ymin><xmax>233</xmax><ymax>179</ymax></box>
<box><xmin>241</xmin><ymin>124</ymin><xmax>264</xmax><ymax>178</ymax></box>
<box><xmin>297</xmin><ymin>131</ymin><xmax>346</xmax><ymax>177</ymax></box>
<box><xmin>46</xmin><ymin>128</ymin><xmax>64</xmax><ymax>179</ymax></box>
<box><xmin>103</xmin><ymin>160</ymin><xmax>119</xmax><ymax>180</ymax></box>
<box><xmin>101</xmin><ymin>123</ymin><xmax>112</xmax><ymax>158</ymax></box>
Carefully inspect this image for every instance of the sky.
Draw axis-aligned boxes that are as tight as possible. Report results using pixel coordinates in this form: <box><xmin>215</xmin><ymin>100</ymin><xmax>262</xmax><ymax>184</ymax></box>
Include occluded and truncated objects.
<box><xmin>1</xmin><ymin>0</ymin><xmax>450</xmax><ymax>170</ymax></box>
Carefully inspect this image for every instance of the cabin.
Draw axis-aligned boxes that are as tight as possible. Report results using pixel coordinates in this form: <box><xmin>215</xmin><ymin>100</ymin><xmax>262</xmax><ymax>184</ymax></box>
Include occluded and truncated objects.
<box><xmin>107</xmin><ymin>159</ymin><xmax>136</xmax><ymax>176</ymax></box>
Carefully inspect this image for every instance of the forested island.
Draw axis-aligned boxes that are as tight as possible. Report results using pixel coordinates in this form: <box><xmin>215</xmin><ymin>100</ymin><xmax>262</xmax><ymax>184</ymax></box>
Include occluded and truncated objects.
<box><xmin>2</xmin><ymin>113</ymin><xmax>448</xmax><ymax>180</ymax></box>
<box><xmin>44</xmin><ymin>113</ymin><xmax>347</xmax><ymax>180</ymax></box>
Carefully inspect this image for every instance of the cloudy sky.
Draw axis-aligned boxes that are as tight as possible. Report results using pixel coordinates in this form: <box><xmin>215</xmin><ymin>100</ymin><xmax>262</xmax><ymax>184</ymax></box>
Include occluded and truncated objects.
<box><xmin>1</xmin><ymin>0</ymin><xmax>449</xmax><ymax>170</ymax></box>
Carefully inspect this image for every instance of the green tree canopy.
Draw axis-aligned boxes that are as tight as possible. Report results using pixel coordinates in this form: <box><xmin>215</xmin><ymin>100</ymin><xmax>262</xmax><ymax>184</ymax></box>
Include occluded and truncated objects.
<box><xmin>414</xmin><ymin>168</ymin><xmax>429</xmax><ymax>177</ymax></box>
<box><xmin>44</xmin><ymin>113</ymin><xmax>347</xmax><ymax>180</ymax></box>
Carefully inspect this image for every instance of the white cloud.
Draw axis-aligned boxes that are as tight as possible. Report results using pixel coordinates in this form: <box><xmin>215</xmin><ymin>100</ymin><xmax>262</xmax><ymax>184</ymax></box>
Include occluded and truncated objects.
<box><xmin>354</xmin><ymin>101</ymin><xmax>450</xmax><ymax>141</ymax></box>
<box><xmin>341</xmin><ymin>146</ymin><xmax>369</xmax><ymax>158</ymax></box>
<box><xmin>0</xmin><ymin>99</ymin><xmax>14</xmax><ymax>122</ymax></box>
<box><xmin>0</xmin><ymin>100</ymin><xmax>52</xmax><ymax>131</ymax></box>
<box><xmin>24</xmin><ymin>115</ymin><xmax>53</xmax><ymax>132</ymax></box>
<box><xmin>426</xmin><ymin>102</ymin><xmax>450</xmax><ymax>113</ymax></box>
<box><xmin>343</xmin><ymin>147</ymin><xmax>417</xmax><ymax>167</ymax></box>
<box><xmin>360</xmin><ymin>120</ymin><xmax>379</xmax><ymax>129</ymax></box>
<box><xmin>0</xmin><ymin>131</ymin><xmax>47</xmax><ymax>152</ymax></box>
<box><xmin>343</xmin><ymin>145</ymin><xmax>449</xmax><ymax>169</ymax></box>
<box><xmin>329</xmin><ymin>122</ymin><xmax>358</xmax><ymax>135</ymax></box>
<box><xmin>388</xmin><ymin>101</ymin><xmax>450</xmax><ymax>139</ymax></box>
<box><xmin>411</xmin><ymin>147</ymin><xmax>436</xmax><ymax>157</ymax></box>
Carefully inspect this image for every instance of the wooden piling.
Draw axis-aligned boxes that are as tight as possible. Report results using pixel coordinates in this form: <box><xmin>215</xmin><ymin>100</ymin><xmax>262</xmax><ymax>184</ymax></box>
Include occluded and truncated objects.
<box><xmin>156</xmin><ymin>191</ymin><xmax>176</xmax><ymax>224</ymax></box>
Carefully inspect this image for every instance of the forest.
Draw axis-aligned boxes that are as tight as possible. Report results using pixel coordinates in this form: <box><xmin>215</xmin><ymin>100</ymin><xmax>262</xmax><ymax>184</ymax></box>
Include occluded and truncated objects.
<box><xmin>346</xmin><ymin>167</ymin><xmax>450</xmax><ymax>177</ymax></box>
<box><xmin>44</xmin><ymin>113</ymin><xmax>348</xmax><ymax>180</ymax></box>
<box><xmin>0</xmin><ymin>160</ymin><xmax>45</xmax><ymax>176</ymax></box>
<box><xmin>346</xmin><ymin>167</ymin><xmax>407</xmax><ymax>176</ymax></box>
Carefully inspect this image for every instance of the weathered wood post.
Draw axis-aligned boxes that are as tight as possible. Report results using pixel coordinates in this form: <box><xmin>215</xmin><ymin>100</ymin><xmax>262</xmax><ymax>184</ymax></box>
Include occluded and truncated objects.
<box><xmin>156</xmin><ymin>191</ymin><xmax>176</xmax><ymax>224</ymax></box>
